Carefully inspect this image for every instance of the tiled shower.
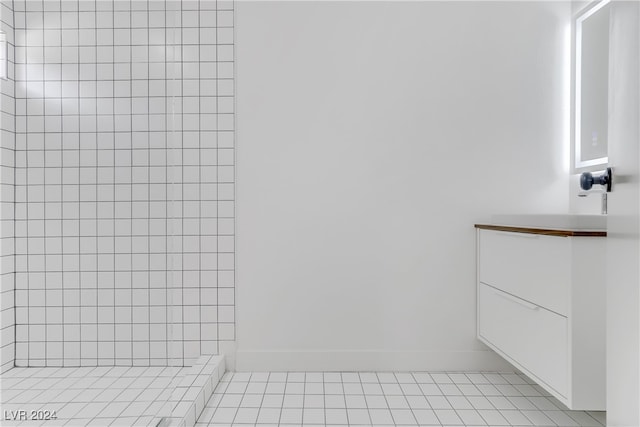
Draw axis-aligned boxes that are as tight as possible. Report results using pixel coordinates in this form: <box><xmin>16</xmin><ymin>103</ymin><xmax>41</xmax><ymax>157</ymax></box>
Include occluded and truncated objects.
<box><xmin>1</xmin><ymin>0</ymin><xmax>234</xmax><ymax>424</ymax></box>
<box><xmin>3</xmin><ymin>0</ymin><xmax>235</xmax><ymax>368</ymax></box>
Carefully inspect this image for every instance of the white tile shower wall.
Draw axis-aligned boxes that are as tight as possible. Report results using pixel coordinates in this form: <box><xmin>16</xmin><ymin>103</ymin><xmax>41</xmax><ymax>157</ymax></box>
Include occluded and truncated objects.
<box><xmin>0</xmin><ymin>0</ymin><xmax>16</xmax><ymax>374</ymax></box>
<box><xmin>13</xmin><ymin>0</ymin><xmax>234</xmax><ymax>367</ymax></box>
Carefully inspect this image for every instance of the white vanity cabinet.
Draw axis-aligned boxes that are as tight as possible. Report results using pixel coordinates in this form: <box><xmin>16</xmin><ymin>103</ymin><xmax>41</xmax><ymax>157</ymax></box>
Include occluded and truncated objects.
<box><xmin>476</xmin><ymin>224</ymin><xmax>606</xmax><ymax>410</ymax></box>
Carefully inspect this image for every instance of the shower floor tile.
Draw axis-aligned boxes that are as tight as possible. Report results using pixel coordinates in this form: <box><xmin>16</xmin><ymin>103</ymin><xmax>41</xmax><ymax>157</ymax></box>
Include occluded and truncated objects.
<box><xmin>0</xmin><ymin>366</ymin><xmax>187</xmax><ymax>426</ymax></box>
<box><xmin>195</xmin><ymin>372</ymin><xmax>605</xmax><ymax>427</ymax></box>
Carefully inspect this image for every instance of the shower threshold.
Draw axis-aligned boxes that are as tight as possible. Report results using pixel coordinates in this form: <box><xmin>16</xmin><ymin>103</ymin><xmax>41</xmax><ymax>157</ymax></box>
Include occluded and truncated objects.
<box><xmin>0</xmin><ymin>355</ymin><xmax>225</xmax><ymax>426</ymax></box>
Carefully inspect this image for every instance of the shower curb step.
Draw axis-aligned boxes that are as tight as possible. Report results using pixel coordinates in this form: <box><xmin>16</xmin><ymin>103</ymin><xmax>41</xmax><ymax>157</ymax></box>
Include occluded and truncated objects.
<box><xmin>156</xmin><ymin>354</ymin><xmax>226</xmax><ymax>427</ymax></box>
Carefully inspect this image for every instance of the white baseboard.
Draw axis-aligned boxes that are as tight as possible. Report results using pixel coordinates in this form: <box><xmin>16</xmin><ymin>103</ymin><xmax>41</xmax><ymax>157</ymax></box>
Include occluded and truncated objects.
<box><xmin>235</xmin><ymin>349</ymin><xmax>513</xmax><ymax>372</ymax></box>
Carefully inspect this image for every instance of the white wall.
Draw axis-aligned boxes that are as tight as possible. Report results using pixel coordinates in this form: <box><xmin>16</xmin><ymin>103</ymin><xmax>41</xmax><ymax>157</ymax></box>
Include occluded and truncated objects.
<box><xmin>236</xmin><ymin>1</ymin><xmax>571</xmax><ymax>370</ymax></box>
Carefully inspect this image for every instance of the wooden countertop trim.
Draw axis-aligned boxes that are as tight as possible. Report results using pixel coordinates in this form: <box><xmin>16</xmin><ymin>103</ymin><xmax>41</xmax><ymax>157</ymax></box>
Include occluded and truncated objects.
<box><xmin>475</xmin><ymin>224</ymin><xmax>607</xmax><ymax>237</ymax></box>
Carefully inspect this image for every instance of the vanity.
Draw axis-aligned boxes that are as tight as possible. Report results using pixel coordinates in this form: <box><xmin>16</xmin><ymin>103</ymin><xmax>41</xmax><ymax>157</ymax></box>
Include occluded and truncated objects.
<box><xmin>476</xmin><ymin>215</ymin><xmax>606</xmax><ymax>410</ymax></box>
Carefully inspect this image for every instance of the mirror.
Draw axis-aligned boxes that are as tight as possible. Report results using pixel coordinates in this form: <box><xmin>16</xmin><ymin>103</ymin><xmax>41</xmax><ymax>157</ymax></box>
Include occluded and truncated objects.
<box><xmin>574</xmin><ymin>0</ymin><xmax>611</xmax><ymax>170</ymax></box>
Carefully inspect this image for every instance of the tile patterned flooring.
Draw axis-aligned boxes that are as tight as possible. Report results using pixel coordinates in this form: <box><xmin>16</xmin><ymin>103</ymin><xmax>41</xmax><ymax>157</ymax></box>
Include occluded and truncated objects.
<box><xmin>0</xmin><ymin>366</ymin><xmax>186</xmax><ymax>426</ymax></box>
<box><xmin>0</xmin><ymin>368</ymin><xmax>608</xmax><ymax>426</ymax></box>
<box><xmin>196</xmin><ymin>372</ymin><xmax>606</xmax><ymax>427</ymax></box>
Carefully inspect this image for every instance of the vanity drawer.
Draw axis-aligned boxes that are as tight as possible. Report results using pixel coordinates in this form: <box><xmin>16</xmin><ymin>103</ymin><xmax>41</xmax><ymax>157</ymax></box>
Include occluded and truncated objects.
<box><xmin>478</xmin><ymin>283</ymin><xmax>568</xmax><ymax>397</ymax></box>
<box><xmin>478</xmin><ymin>229</ymin><xmax>570</xmax><ymax>315</ymax></box>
